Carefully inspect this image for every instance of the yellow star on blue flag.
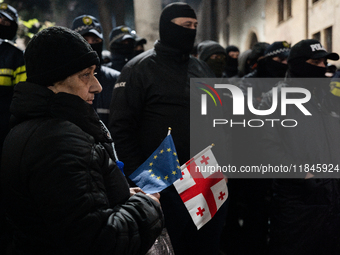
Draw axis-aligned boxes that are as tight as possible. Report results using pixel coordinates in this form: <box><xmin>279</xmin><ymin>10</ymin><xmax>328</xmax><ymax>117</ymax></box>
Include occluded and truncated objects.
<box><xmin>129</xmin><ymin>134</ymin><xmax>182</xmax><ymax>193</ymax></box>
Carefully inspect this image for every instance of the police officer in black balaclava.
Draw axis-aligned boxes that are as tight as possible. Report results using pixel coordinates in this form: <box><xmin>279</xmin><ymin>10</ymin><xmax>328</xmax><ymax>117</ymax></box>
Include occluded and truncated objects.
<box><xmin>132</xmin><ymin>31</ymin><xmax>147</xmax><ymax>57</ymax></box>
<box><xmin>159</xmin><ymin>2</ymin><xmax>197</xmax><ymax>54</ymax></box>
<box><xmin>72</xmin><ymin>15</ymin><xmax>104</xmax><ymax>63</ymax></box>
<box><xmin>259</xmin><ymin>39</ymin><xmax>340</xmax><ymax>255</ymax></box>
<box><xmin>108</xmin><ymin>3</ymin><xmax>228</xmax><ymax>255</ymax></box>
<box><xmin>0</xmin><ymin>3</ymin><xmax>27</xmax><ymax>253</ymax></box>
<box><xmin>198</xmin><ymin>40</ymin><xmax>227</xmax><ymax>77</ymax></box>
<box><xmin>257</xmin><ymin>41</ymin><xmax>290</xmax><ymax>78</ymax></box>
<box><xmin>225</xmin><ymin>45</ymin><xmax>239</xmax><ymax>77</ymax></box>
<box><xmin>0</xmin><ymin>2</ymin><xmax>26</xmax><ymax>163</ymax></box>
<box><xmin>107</xmin><ymin>26</ymin><xmax>136</xmax><ymax>71</ymax></box>
<box><xmin>238</xmin><ymin>41</ymin><xmax>290</xmax><ymax>105</ymax></box>
<box><xmin>288</xmin><ymin>39</ymin><xmax>338</xmax><ymax>78</ymax></box>
<box><xmin>0</xmin><ymin>3</ymin><xmax>17</xmax><ymax>40</ymax></box>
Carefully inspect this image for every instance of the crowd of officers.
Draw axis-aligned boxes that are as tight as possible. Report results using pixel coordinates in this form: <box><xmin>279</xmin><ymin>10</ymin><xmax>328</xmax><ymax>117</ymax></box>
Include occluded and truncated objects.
<box><xmin>1</xmin><ymin>1</ymin><xmax>340</xmax><ymax>255</ymax></box>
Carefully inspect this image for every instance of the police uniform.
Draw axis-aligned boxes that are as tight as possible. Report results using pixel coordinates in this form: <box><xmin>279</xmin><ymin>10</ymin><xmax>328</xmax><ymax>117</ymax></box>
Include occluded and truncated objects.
<box><xmin>0</xmin><ymin>4</ymin><xmax>27</xmax><ymax>163</ymax></box>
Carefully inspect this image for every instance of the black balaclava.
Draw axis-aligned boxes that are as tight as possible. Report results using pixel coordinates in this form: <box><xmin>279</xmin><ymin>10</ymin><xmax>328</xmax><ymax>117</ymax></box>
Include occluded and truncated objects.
<box><xmin>90</xmin><ymin>41</ymin><xmax>103</xmax><ymax>62</ymax></box>
<box><xmin>289</xmin><ymin>57</ymin><xmax>326</xmax><ymax>78</ymax></box>
<box><xmin>206</xmin><ymin>57</ymin><xmax>226</xmax><ymax>78</ymax></box>
<box><xmin>159</xmin><ymin>2</ymin><xmax>197</xmax><ymax>54</ymax></box>
<box><xmin>110</xmin><ymin>40</ymin><xmax>135</xmax><ymax>56</ymax></box>
<box><xmin>134</xmin><ymin>49</ymin><xmax>144</xmax><ymax>57</ymax></box>
<box><xmin>265</xmin><ymin>58</ymin><xmax>288</xmax><ymax>77</ymax></box>
<box><xmin>225</xmin><ymin>45</ymin><xmax>239</xmax><ymax>77</ymax></box>
<box><xmin>80</xmin><ymin>32</ymin><xmax>103</xmax><ymax>63</ymax></box>
<box><xmin>257</xmin><ymin>57</ymin><xmax>288</xmax><ymax>78</ymax></box>
<box><xmin>0</xmin><ymin>20</ymin><xmax>17</xmax><ymax>40</ymax></box>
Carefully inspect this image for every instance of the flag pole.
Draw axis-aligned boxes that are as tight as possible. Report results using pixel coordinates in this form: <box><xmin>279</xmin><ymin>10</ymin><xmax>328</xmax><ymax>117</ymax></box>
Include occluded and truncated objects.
<box><xmin>167</xmin><ymin>127</ymin><xmax>172</xmax><ymax>136</ymax></box>
<box><xmin>181</xmin><ymin>143</ymin><xmax>215</xmax><ymax>170</ymax></box>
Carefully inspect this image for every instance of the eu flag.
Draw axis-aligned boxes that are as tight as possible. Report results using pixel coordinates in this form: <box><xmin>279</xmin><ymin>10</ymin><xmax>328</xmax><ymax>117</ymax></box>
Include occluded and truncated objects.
<box><xmin>129</xmin><ymin>134</ymin><xmax>182</xmax><ymax>193</ymax></box>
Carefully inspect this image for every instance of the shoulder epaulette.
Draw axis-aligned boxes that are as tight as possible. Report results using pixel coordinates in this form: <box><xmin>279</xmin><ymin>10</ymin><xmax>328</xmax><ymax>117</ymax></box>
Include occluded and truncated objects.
<box><xmin>2</xmin><ymin>39</ymin><xmax>22</xmax><ymax>50</ymax></box>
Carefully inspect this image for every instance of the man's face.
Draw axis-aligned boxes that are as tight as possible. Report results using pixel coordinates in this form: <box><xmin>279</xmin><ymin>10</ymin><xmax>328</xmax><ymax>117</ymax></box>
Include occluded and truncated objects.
<box><xmin>306</xmin><ymin>57</ymin><xmax>326</xmax><ymax>68</ymax></box>
<box><xmin>0</xmin><ymin>14</ymin><xmax>11</xmax><ymax>26</ymax></box>
<box><xmin>83</xmin><ymin>34</ymin><xmax>102</xmax><ymax>44</ymax></box>
<box><xmin>51</xmin><ymin>65</ymin><xmax>102</xmax><ymax>104</ymax></box>
<box><xmin>171</xmin><ymin>17</ymin><xmax>197</xmax><ymax>29</ymax></box>
<box><xmin>228</xmin><ymin>51</ymin><xmax>239</xmax><ymax>59</ymax></box>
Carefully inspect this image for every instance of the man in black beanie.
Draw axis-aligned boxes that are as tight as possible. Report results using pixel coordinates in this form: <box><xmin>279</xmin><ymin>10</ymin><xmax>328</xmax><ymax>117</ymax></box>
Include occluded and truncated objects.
<box><xmin>1</xmin><ymin>26</ymin><xmax>164</xmax><ymax>255</ymax></box>
<box><xmin>258</xmin><ymin>39</ymin><xmax>340</xmax><ymax>255</ymax></box>
<box><xmin>198</xmin><ymin>40</ymin><xmax>227</xmax><ymax>77</ymax></box>
<box><xmin>72</xmin><ymin>14</ymin><xmax>120</xmax><ymax>126</ymax></box>
<box><xmin>109</xmin><ymin>2</ymin><xmax>228</xmax><ymax>255</ymax></box>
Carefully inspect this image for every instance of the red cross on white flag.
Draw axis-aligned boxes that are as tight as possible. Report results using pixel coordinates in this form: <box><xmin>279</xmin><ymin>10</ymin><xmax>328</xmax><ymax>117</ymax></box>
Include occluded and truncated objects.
<box><xmin>173</xmin><ymin>145</ymin><xmax>228</xmax><ymax>229</ymax></box>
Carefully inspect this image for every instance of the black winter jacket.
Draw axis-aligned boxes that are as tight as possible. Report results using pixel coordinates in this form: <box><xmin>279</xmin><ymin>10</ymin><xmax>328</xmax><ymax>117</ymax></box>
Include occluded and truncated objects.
<box><xmin>108</xmin><ymin>41</ymin><xmax>216</xmax><ymax>176</ymax></box>
<box><xmin>108</xmin><ymin>41</ymin><xmax>228</xmax><ymax>255</ymax></box>
<box><xmin>259</xmin><ymin>78</ymin><xmax>340</xmax><ymax>255</ymax></box>
<box><xmin>1</xmin><ymin>82</ymin><xmax>163</xmax><ymax>255</ymax></box>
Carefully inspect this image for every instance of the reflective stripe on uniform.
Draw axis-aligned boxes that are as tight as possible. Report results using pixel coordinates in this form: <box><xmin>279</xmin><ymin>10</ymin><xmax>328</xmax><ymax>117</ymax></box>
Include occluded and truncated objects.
<box><xmin>0</xmin><ymin>65</ymin><xmax>26</xmax><ymax>86</ymax></box>
<box><xmin>330</xmin><ymin>81</ymin><xmax>340</xmax><ymax>97</ymax></box>
<box><xmin>0</xmin><ymin>75</ymin><xmax>12</xmax><ymax>86</ymax></box>
<box><xmin>96</xmin><ymin>108</ymin><xmax>110</xmax><ymax>114</ymax></box>
<box><xmin>13</xmin><ymin>65</ymin><xmax>27</xmax><ymax>85</ymax></box>
<box><xmin>0</xmin><ymin>68</ymin><xmax>13</xmax><ymax>76</ymax></box>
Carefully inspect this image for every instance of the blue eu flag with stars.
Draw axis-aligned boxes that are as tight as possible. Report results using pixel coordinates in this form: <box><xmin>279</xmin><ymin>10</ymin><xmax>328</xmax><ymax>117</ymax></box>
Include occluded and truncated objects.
<box><xmin>129</xmin><ymin>134</ymin><xmax>182</xmax><ymax>193</ymax></box>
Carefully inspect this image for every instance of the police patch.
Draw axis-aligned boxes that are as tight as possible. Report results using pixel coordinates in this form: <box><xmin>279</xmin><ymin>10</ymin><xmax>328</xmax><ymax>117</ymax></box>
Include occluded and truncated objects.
<box><xmin>121</xmin><ymin>27</ymin><xmax>129</xmax><ymax>32</ymax></box>
<box><xmin>282</xmin><ymin>41</ymin><xmax>290</xmax><ymax>48</ymax></box>
<box><xmin>82</xmin><ymin>16</ymin><xmax>93</xmax><ymax>26</ymax></box>
<box><xmin>0</xmin><ymin>3</ymin><xmax>8</xmax><ymax>10</ymax></box>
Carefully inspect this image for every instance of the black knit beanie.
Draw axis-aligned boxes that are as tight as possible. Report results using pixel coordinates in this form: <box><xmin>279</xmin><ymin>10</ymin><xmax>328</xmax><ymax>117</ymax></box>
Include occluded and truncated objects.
<box><xmin>25</xmin><ymin>26</ymin><xmax>99</xmax><ymax>86</ymax></box>
<box><xmin>198</xmin><ymin>40</ymin><xmax>226</xmax><ymax>61</ymax></box>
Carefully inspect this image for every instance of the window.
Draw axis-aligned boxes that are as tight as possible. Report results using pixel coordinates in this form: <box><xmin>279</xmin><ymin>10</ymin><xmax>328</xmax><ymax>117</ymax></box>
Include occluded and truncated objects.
<box><xmin>287</xmin><ymin>0</ymin><xmax>292</xmax><ymax>18</ymax></box>
<box><xmin>226</xmin><ymin>0</ymin><xmax>229</xmax><ymax>17</ymax></box>
<box><xmin>210</xmin><ymin>0</ymin><xmax>218</xmax><ymax>41</ymax></box>
<box><xmin>278</xmin><ymin>0</ymin><xmax>284</xmax><ymax>23</ymax></box>
<box><xmin>226</xmin><ymin>23</ymin><xmax>230</xmax><ymax>46</ymax></box>
<box><xmin>324</xmin><ymin>26</ymin><xmax>333</xmax><ymax>52</ymax></box>
<box><xmin>313</xmin><ymin>32</ymin><xmax>321</xmax><ymax>42</ymax></box>
<box><xmin>225</xmin><ymin>0</ymin><xmax>230</xmax><ymax>45</ymax></box>
<box><xmin>249</xmin><ymin>32</ymin><xmax>258</xmax><ymax>49</ymax></box>
<box><xmin>278</xmin><ymin>0</ymin><xmax>292</xmax><ymax>23</ymax></box>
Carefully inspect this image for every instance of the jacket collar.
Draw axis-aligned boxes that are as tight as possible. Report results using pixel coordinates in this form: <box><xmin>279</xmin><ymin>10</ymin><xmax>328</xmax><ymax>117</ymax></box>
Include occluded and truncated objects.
<box><xmin>10</xmin><ymin>82</ymin><xmax>112</xmax><ymax>143</ymax></box>
<box><xmin>154</xmin><ymin>40</ymin><xmax>190</xmax><ymax>63</ymax></box>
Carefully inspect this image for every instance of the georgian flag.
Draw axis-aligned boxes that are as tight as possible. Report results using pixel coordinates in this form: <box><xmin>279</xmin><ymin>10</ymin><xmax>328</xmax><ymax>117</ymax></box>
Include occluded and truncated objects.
<box><xmin>173</xmin><ymin>145</ymin><xmax>228</xmax><ymax>229</ymax></box>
